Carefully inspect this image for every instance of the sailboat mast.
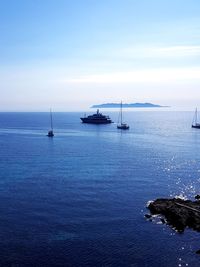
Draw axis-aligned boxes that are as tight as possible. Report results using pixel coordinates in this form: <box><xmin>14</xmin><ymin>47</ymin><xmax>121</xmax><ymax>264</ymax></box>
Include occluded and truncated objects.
<box><xmin>50</xmin><ymin>109</ymin><xmax>53</xmax><ymax>130</ymax></box>
<box><xmin>121</xmin><ymin>101</ymin><xmax>122</xmax><ymax>124</ymax></box>
<box><xmin>195</xmin><ymin>108</ymin><xmax>198</xmax><ymax>125</ymax></box>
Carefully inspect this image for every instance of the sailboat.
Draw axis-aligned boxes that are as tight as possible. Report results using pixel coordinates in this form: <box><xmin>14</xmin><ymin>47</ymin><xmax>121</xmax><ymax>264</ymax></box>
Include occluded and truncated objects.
<box><xmin>117</xmin><ymin>101</ymin><xmax>129</xmax><ymax>130</ymax></box>
<box><xmin>192</xmin><ymin>108</ymin><xmax>200</xmax><ymax>129</ymax></box>
<box><xmin>47</xmin><ymin>109</ymin><xmax>54</xmax><ymax>137</ymax></box>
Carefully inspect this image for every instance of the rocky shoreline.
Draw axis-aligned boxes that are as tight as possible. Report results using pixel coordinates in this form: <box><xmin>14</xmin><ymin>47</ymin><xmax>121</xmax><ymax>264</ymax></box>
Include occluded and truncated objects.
<box><xmin>146</xmin><ymin>197</ymin><xmax>200</xmax><ymax>232</ymax></box>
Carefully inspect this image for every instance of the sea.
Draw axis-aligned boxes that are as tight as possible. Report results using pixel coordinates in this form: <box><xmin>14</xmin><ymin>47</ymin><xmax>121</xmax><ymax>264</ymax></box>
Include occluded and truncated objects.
<box><xmin>0</xmin><ymin>110</ymin><xmax>200</xmax><ymax>267</ymax></box>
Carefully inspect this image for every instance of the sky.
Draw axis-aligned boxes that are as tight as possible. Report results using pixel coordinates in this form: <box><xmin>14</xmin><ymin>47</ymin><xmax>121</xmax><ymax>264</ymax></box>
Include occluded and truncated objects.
<box><xmin>0</xmin><ymin>0</ymin><xmax>200</xmax><ymax>111</ymax></box>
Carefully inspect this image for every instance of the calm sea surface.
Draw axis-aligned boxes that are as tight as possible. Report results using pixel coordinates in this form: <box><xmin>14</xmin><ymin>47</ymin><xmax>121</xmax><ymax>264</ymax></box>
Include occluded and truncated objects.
<box><xmin>0</xmin><ymin>111</ymin><xmax>200</xmax><ymax>267</ymax></box>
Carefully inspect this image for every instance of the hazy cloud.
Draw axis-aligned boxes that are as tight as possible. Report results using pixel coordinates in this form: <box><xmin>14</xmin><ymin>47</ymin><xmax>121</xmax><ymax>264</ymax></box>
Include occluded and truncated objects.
<box><xmin>65</xmin><ymin>67</ymin><xmax>200</xmax><ymax>84</ymax></box>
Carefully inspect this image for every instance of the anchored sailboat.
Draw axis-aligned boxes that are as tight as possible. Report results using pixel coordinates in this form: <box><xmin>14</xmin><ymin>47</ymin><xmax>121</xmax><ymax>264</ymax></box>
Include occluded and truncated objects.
<box><xmin>192</xmin><ymin>108</ymin><xmax>200</xmax><ymax>129</ymax></box>
<box><xmin>117</xmin><ymin>101</ymin><xmax>129</xmax><ymax>130</ymax></box>
<box><xmin>47</xmin><ymin>109</ymin><xmax>54</xmax><ymax>137</ymax></box>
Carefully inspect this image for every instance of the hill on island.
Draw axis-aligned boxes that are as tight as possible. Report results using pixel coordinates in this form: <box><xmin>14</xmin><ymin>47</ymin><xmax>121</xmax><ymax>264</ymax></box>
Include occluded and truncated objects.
<box><xmin>91</xmin><ymin>103</ymin><xmax>168</xmax><ymax>108</ymax></box>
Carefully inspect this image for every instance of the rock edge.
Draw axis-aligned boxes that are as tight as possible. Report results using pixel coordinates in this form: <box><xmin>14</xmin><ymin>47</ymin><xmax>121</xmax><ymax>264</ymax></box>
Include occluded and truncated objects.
<box><xmin>147</xmin><ymin>198</ymin><xmax>200</xmax><ymax>232</ymax></box>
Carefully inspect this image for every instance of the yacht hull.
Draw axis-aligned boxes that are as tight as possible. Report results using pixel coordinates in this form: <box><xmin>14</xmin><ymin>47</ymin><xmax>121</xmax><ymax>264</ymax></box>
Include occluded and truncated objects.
<box><xmin>81</xmin><ymin>118</ymin><xmax>112</xmax><ymax>124</ymax></box>
<box><xmin>192</xmin><ymin>125</ymin><xmax>200</xmax><ymax>129</ymax></box>
<box><xmin>117</xmin><ymin>125</ymin><xmax>129</xmax><ymax>130</ymax></box>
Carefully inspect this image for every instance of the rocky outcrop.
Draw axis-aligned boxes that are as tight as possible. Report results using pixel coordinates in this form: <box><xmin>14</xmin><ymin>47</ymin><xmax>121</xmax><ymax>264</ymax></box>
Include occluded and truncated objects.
<box><xmin>147</xmin><ymin>198</ymin><xmax>200</xmax><ymax>232</ymax></box>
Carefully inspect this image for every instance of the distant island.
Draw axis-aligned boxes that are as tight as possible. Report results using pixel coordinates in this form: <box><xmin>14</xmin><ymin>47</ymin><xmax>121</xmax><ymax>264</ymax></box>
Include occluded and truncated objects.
<box><xmin>91</xmin><ymin>102</ymin><xmax>169</xmax><ymax>108</ymax></box>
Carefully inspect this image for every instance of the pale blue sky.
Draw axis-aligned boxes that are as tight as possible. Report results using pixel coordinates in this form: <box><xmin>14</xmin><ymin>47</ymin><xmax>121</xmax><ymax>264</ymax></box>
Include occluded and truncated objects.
<box><xmin>1</xmin><ymin>0</ymin><xmax>200</xmax><ymax>111</ymax></box>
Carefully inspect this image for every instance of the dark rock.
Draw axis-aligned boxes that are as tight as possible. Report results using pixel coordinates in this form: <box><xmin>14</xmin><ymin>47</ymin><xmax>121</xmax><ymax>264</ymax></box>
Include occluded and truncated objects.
<box><xmin>147</xmin><ymin>198</ymin><xmax>200</xmax><ymax>232</ymax></box>
<box><xmin>160</xmin><ymin>218</ymin><xmax>166</xmax><ymax>224</ymax></box>
<box><xmin>195</xmin><ymin>195</ymin><xmax>200</xmax><ymax>200</ymax></box>
<box><xmin>145</xmin><ymin>214</ymin><xmax>152</xmax><ymax>219</ymax></box>
<box><xmin>196</xmin><ymin>249</ymin><xmax>200</xmax><ymax>254</ymax></box>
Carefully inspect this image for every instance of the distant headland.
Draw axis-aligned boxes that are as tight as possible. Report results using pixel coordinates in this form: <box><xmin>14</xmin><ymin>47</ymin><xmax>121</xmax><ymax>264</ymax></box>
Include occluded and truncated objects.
<box><xmin>91</xmin><ymin>103</ymin><xmax>169</xmax><ymax>108</ymax></box>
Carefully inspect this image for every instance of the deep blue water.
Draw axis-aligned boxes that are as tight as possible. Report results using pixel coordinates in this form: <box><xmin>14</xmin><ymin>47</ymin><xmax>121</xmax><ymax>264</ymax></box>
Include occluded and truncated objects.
<box><xmin>0</xmin><ymin>111</ymin><xmax>200</xmax><ymax>267</ymax></box>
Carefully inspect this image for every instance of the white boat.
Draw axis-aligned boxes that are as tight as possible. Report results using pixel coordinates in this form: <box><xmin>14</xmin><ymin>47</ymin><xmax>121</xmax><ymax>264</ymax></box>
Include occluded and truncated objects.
<box><xmin>117</xmin><ymin>101</ymin><xmax>129</xmax><ymax>130</ymax></box>
<box><xmin>192</xmin><ymin>108</ymin><xmax>200</xmax><ymax>129</ymax></box>
<box><xmin>47</xmin><ymin>109</ymin><xmax>54</xmax><ymax>137</ymax></box>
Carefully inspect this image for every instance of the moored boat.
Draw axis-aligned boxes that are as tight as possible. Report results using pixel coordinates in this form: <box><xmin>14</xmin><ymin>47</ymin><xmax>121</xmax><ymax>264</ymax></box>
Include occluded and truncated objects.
<box><xmin>80</xmin><ymin>109</ymin><xmax>112</xmax><ymax>124</ymax></box>
<box><xmin>192</xmin><ymin>108</ymin><xmax>200</xmax><ymax>129</ymax></box>
<box><xmin>47</xmin><ymin>109</ymin><xmax>54</xmax><ymax>137</ymax></box>
<box><xmin>117</xmin><ymin>101</ymin><xmax>129</xmax><ymax>130</ymax></box>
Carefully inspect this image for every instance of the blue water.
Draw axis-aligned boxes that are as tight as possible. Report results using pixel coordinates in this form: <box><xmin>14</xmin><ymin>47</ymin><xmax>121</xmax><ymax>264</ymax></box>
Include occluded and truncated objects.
<box><xmin>0</xmin><ymin>111</ymin><xmax>200</xmax><ymax>267</ymax></box>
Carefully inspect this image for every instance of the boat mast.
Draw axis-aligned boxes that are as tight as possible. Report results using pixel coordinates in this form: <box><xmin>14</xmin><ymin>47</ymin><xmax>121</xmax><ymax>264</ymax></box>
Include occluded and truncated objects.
<box><xmin>50</xmin><ymin>108</ymin><xmax>53</xmax><ymax>131</ymax></box>
<box><xmin>120</xmin><ymin>101</ymin><xmax>122</xmax><ymax>125</ymax></box>
<box><xmin>195</xmin><ymin>108</ymin><xmax>198</xmax><ymax>125</ymax></box>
